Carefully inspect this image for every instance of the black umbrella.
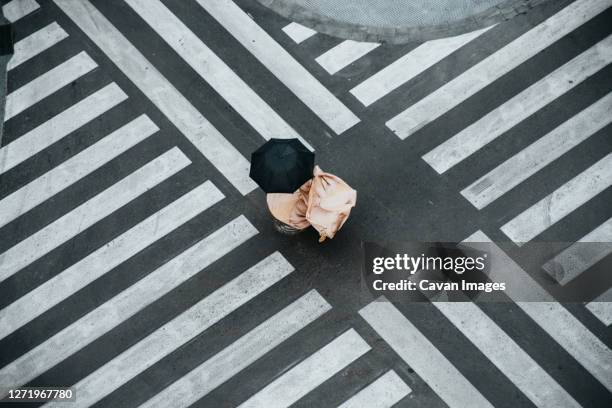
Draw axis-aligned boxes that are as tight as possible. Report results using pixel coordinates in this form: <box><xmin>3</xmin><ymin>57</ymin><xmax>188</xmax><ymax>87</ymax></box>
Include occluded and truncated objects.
<box><xmin>250</xmin><ymin>138</ymin><xmax>315</xmax><ymax>193</ymax></box>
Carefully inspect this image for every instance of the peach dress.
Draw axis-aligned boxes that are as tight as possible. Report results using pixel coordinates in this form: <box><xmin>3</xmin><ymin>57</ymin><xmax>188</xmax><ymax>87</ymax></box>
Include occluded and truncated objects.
<box><xmin>266</xmin><ymin>166</ymin><xmax>356</xmax><ymax>242</ymax></box>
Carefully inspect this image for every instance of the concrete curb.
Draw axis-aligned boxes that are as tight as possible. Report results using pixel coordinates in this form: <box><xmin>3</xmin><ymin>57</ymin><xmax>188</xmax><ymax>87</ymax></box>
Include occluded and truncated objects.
<box><xmin>257</xmin><ymin>0</ymin><xmax>556</xmax><ymax>43</ymax></box>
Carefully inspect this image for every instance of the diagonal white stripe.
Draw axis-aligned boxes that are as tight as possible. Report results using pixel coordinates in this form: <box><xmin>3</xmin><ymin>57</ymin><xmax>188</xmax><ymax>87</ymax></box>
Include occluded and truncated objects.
<box><xmin>586</xmin><ymin>288</ymin><xmax>612</xmax><ymax>326</ymax></box>
<box><xmin>316</xmin><ymin>40</ymin><xmax>380</xmax><ymax>75</ymax></box>
<box><xmin>137</xmin><ymin>290</ymin><xmax>331</xmax><ymax>408</ymax></box>
<box><xmin>423</xmin><ymin>35</ymin><xmax>612</xmax><ymax>174</ymax></box>
<box><xmin>0</xmin><ymin>115</ymin><xmax>158</xmax><ymax>229</ymax></box>
<box><xmin>125</xmin><ymin>0</ymin><xmax>313</xmax><ymax>151</ymax></box>
<box><xmin>2</xmin><ymin>0</ymin><xmax>39</xmax><ymax>22</ymax></box>
<box><xmin>359</xmin><ymin>300</ymin><xmax>494</xmax><ymax>408</ymax></box>
<box><xmin>0</xmin><ymin>147</ymin><xmax>190</xmax><ymax>285</ymax></box>
<box><xmin>386</xmin><ymin>0</ymin><xmax>612</xmax><ymax>139</ymax></box>
<box><xmin>4</xmin><ymin>52</ymin><xmax>98</xmax><ymax>121</ymax></box>
<box><xmin>0</xmin><ymin>83</ymin><xmax>128</xmax><ymax>175</ymax></box>
<box><xmin>350</xmin><ymin>26</ymin><xmax>492</xmax><ymax>106</ymax></box>
<box><xmin>53</xmin><ymin>0</ymin><xmax>256</xmax><ymax>195</ymax></box>
<box><xmin>8</xmin><ymin>22</ymin><xmax>69</xmax><ymax>70</ymax></box>
<box><xmin>500</xmin><ymin>153</ymin><xmax>612</xmax><ymax>244</ymax></box>
<box><xmin>0</xmin><ymin>215</ymin><xmax>261</xmax><ymax>391</ymax></box>
<box><xmin>337</xmin><ymin>370</ymin><xmax>411</xmax><ymax>408</ymax></box>
<box><xmin>46</xmin><ymin>254</ymin><xmax>303</xmax><ymax>408</ymax></box>
<box><xmin>196</xmin><ymin>0</ymin><xmax>360</xmax><ymax>135</ymax></box>
<box><xmin>282</xmin><ymin>23</ymin><xmax>316</xmax><ymax>44</ymax></box>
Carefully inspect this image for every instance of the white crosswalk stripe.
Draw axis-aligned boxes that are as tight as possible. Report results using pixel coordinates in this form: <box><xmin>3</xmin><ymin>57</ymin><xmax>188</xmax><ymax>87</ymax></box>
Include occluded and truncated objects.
<box><xmin>336</xmin><ymin>370</ymin><xmax>411</xmax><ymax>408</ymax></box>
<box><xmin>8</xmin><ymin>22</ymin><xmax>69</xmax><ymax>70</ymax></box>
<box><xmin>2</xmin><ymin>0</ymin><xmax>39</xmax><ymax>23</ymax></box>
<box><xmin>461</xmin><ymin>92</ymin><xmax>612</xmax><ymax>209</ymax></box>
<box><xmin>137</xmin><ymin>290</ymin><xmax>331</xmax><ymax>408</ymax></box>
<box><xmin>350</xmin><ymin>26</ymin><xmax>492</xmax><ymax>106</ymax></box>
<box><xmin>587</xmin><ymin>288</ymin><xmax>612</xmax><ymax>326</ymax></box>
<box><xmin>433</xmin><ymin>302</ymin><xmax>581</xmax><ymax>407</ymax></box>
<box><xmin>124</xmin><ymin>0</ymin><xmax>313</xmax><ymax>151</ymax></box>
<box><xmin>316</xmin><ymin>40</ymin><xmax>380</xmax><ymax>75</ymax></box>
<box><xmin>238</xmin><ymin>329</ymin><xmax>370</xmax><ymax>408</ymax></box>
<box><xmin>0</xmin><ymin>212</ymin><xmax>257</xmax><ymax>390</ymax></box>
<box><xmin>53</xmin><ymin>0</ymin><xmax>256</xmax><ymax>195</ymax></box>
<box><xmin>463</xmin><ymin>231</ymin><xmax>612</xmax><ymax>393</ymax></box>
<box><xmin>359</xmin><ymin>299</ymin><xmax>494</xmax><ymax>408</ymax></box>
<box><xmin>423</xmin><ymin>34</ymin><xmax>612</xmax><ymax>174</ymax></box>
<box><xmin>0</xmin><ymin>115</ymin><xmax>158</xmax><ymax>229</ymax></box>
<box><xmin>543</xmin><ymin>217</ymin><xmax>612</xmax><ymax>285</ymax></box>
<box><xmin>4</xmin><ymin>51</ymin><xmax>98</xmax><ymax>121</ymax></box>
<box><xmin>196</xmin><ymin>0</ymin><xmax>360</xmax><ymax>135</ymax></box>
<box><xmin>386</xmin><ymin>0</ymin><xmax>612</xmax><ymax>139</ymax></box>
<box><xmin>500</xmin><ymin>153</ymin><xmax>612</xmax><ymax>244</ymax></box>
<box><xmin>0</xmin><ymin>147</ymin><xmax>190</xmax><ymax>285</ymax></box>
<box><xmin>282</xmin><ymin>22</ymin><xmax>316</xmax><ymax>44</ymax></box>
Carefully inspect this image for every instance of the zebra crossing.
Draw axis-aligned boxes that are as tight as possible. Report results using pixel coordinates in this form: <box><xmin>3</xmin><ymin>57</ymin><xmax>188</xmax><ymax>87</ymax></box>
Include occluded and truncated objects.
<box><xmin>1</xmin><ymin>0</ymin><xmax>611</xmax><ymax>406</ymax></box>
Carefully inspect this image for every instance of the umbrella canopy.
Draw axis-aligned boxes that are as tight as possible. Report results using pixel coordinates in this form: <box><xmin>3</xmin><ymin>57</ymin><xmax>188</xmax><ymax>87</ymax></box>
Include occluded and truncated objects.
<box><xmin>250</xmin><ymin>138</ymin><xmax>315</xmax><ymax>193</ymax></box>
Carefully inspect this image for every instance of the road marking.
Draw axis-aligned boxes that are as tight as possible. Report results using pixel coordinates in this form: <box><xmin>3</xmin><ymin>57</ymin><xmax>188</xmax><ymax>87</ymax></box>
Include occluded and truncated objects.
<box><xmin>0</xmin><ymin>193</ymin><xmax>252</xmax><ymax>390</ymax></box>
<box><xmin>196</xmin><ymin>0</ymin><xmax>360</xmax><ymax>135</ymax></box>
<box><xmin>359</xmin><ymin>300</ymin><xmax>494</xmax><ymax>408</ymax></box>
<box><xmin>2</xmin><ymin>0</ymin><xmax>39</xmax><ymax>22</ymax></box>
<box><xmin>0</xmin><ymin>83</ymin><xmax>127</xmax><ymax>175</ymax></box>
<box><xmin>0</xmin><ymin>147</ymin><xmax>190</xmax><ymax>286</ymax></box>
<box><xmin>434</xmin><ymin>302</ymin><xmax>580</xmax><ymax>408</ymax></box>
<box><xmin>337</xmin><ymin>370</ymin><xmax>411</xmax><ymax>408</ymax></box>
<box><xmin>53</xmin><ymin>0</ymin><xmax>256</xmax><ymax>195</ymax></box>
<box><xmin>543</xmin><ymin>217</ymin><xmax>612</xmax><ymax>285</ymax></box>
<box><xmin>423</xmin><ymin>35</ymin><xmax>612</xmax><ymax>174</ymax></box>
<box><xmin>0</xmin><ymin>115</ymin><xmax>158</xmax><ymax>229</ymax></box>
<box><xmin>386</xmin><ymin>0</ymin><xmax>612</xmax><ymax>139</ymax></box>
<box><xmin>463</xmin><ymin>231</ymin><xmax>612</xmax><ymax>392</ymax></box>
<box><xmin>0</xmin><ymin>181</ymin><xmax>222</xmax><ymax>344</ymax></box>
<box><xmin>239</xmin><ymin>329</ymin><xmax>370</xmax><ymax>408</ymax></box>
<box><xmin>8</xmin><ymin>22</ymin><xmax>69</xmax><ymax>70</ymax></box>
<box><xmin>47</xmin><ymin>268</ymin><xmax>311</xmax><ymax>408</ymax></box>
<box><xmin>137</xmin><ymin>290</ymin><xmax>331</xmax><ymax>408</ymax></box>
<box><xmin>500</xmin><ymin>153</ymin><xmax>612</xmax><ymax>244</ymax></box>
<box><xmin>316</xmin><ymin>40</ymin><xmax>380</xmax><ymax>75</ymax></box>
<box><xmin>282</xmin><ymin>22</ymin><xmax>316</xmax><ymax>44</ymax></box>
<box><xmin>124</xmin><ymin>0</ymin><xmax>312</xmax><ymax>151</ymax></box>
<box><xmin>461</xmin><ymin>92</ymin><xmax>612</xmax><ymax>209</ymax></box>
<box><xmin>350</xmin><ymin>26</ymin><xmax>491</xmax><ymax>106</ymax></box>
<box><xmin>4</xmin><ymin>51</ymin><xmax>98</xmax><ymax>121</ymax></box>
<box><xmin>586</xmin><ymin>288</ymin><xmax>612</xmax><ymax>326</ymax></box>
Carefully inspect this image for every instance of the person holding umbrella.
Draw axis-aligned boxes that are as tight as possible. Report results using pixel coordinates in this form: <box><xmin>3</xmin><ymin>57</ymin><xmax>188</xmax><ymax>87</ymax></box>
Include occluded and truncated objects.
<box><xmin>250</xmin><ymin>139</ymin><xmax>356</xmax><ymax>242</ymax></box>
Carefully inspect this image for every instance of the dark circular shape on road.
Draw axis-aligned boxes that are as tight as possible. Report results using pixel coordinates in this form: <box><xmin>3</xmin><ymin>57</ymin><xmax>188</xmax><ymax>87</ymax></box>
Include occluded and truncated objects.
<box><xmin>257</xmin><ymin>0</ymin><xmax>552</xmax><ymax>43</ymax></box>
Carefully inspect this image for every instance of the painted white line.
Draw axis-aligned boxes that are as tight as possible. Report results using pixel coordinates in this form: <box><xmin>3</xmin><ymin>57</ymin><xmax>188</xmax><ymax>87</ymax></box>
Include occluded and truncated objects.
<box><xmin>0</xmin><ymin>217</ymin><xmax>262</xmax><ymax>390</ymax></box>
<box><xmin>239</xmin><ymin>329</ymin><xmax>370</xmax><ymax>408</ymax></box>
<box><xmin>137</xmin><ymin>290</ymin><xmax>331</xmax><ymax>408</ymax></box>
<box><xmin>0</xmin><ymin>147</ymin><xmax>190</xmax><ymax>286</ymax></box>
<box><xmin>53</xmin><ymin>0</ymin><xmax>256</xmax><ymax>195</ymax></box>
<box><xmin>337</xmin><ymin>370</ymin><xmax>411</xmax><ymax>408</ymax></box>
<box><xmin>2</xmin><ymin>0</ymin><xmax>39</xmax><ymax>22</ymax></box>
<box><xmin>543</xmin><ymin>217</ymin><xmax>612</xmax><ymax>285</ymax></box>
<box><xmin>0</xmin><ymin>115</ymin><xmax>158</xmax><ymax>229</ymax></box>
<box><xmin>434</xmin><ymin>302</ymin><xmax>580</xmax><ymax>407</ymax></box>
<box><xmin>386</xmin><ymin>0</ymin><xmax>612</xmax><ymax>139</ymax></box>
<box><xmin>463</xmin><ymin>231</ymin><xmax>612</xmax><ymax>392</ymax></box>
<box><xmin>316</xmin><ymin>40</ymin><xmax>380</xmax><ymax>75</ymax></box>
<box><xmin>8</xmin><ymin>22</ymin><xmax>69</xmax><ymax>70</ymax></box>
<box><xmin>461</xmin><ymin>92</ymin><xmax>612</xmax><ymax>209</ymax></box>
<box><xmin>350</xmin><ymin>26</ymin><xmax>491</xmax><ymax>106</ymax></box>
<box><xmin>500</xmin><ymin>153</ymin><xmax>612</xmax><ymax>244</ymax></box>
<box><xmin>0</xmin><ymin>181</ymin><xmax>221</xmax><ymax>344</ymax></box>
<box><xmin>359</xmin><ymin>300</ymin><xmax>494</xmax><ymax>408</ymax></box>
<box><xmin>587</xmin><ymin>288</ymin><xmax>612</xmax><ymax>326</ymax></box>
<box><xmin>4</xmin><ymin>52</ymin><xmax>98</xmax><ymax>121</ymax></box>
<box><xmin>47</xmin><ymin>267</ymin><xmax>309</xmax><ymax>408</ymax></box>
<box><xmin>424</xmin><ymin>35</ymin><xmax>612</xmax><ymax>174</ymax></box>
<box><xmin>125</xmin><ymin>0</ymin><xmax>312</xmax><ymax>151</ymax></box>
<box><xmin>0</xmin><ymin>83</ymin><xmax>128</xmax><ymax>175</ymax></box>
<box><xmin>196</xmin><ymin>0</ymin><xmax>360</xmax><ymax>135</ymax></box>
<box><xmin>282</xmin><ymin>22</ymin><xmax>316</xmax><ymax>44</ymax></box>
